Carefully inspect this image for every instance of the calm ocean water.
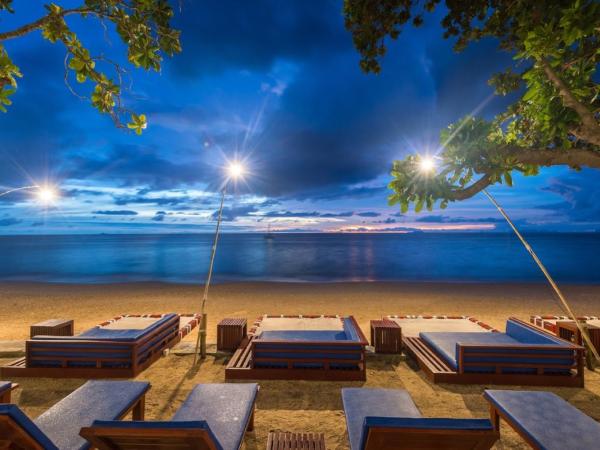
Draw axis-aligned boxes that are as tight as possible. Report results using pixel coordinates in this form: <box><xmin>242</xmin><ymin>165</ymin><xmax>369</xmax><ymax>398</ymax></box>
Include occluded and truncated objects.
<box><xmin>0</xmin><ymin>233</ymin><xmax>598</xmax><ymax>284</ymax></box>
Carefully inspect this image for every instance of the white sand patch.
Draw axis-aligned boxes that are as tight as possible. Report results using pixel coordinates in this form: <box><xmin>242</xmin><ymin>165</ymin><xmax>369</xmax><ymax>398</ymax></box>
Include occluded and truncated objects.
<box><xmin>101</xmin><ymin>317</ymin><xmax>161</xmax><ymax>330</ymax></box>
<box><xmin>387</xmin><ymin>317</ymin><xmax>491</xmax><ymax>337</ymax></box>
<box><xmin>255</xmin><ymin>316</ymin><xmax>343</xmax><ymax>333</ymax></box>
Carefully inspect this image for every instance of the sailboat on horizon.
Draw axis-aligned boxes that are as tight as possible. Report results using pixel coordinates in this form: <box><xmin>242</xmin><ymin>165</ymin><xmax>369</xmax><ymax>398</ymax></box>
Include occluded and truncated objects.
<box><xmin>264</xmin><ymin>223</ymin><xmax>274</xmax><ymax>240</ymax></box>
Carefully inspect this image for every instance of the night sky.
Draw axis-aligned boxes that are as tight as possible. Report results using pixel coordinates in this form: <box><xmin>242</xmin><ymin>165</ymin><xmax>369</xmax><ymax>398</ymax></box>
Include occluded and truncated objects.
<box><xmin>0</xmin><ymin>1</ymin><xmax>598</xmax><ymax>234</ymax></box>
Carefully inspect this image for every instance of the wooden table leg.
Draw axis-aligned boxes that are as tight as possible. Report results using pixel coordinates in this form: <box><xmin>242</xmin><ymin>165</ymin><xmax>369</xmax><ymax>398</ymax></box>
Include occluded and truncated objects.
<box><xmin>132</xmin><ymin>396</ymin><xmax>145</xmax><ymax>420</ymax></box>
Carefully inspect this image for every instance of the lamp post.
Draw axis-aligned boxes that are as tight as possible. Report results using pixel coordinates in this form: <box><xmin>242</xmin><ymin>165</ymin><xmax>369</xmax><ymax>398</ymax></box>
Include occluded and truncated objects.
<box><xmin>417</xmin><ymin>156</ymin><xmax>599</xmax><ymax>367</ymax></box>
<box><xmin>193</xmin><ymin>162</ymin><xmax>245</xmax><ymax>364</ymax></box>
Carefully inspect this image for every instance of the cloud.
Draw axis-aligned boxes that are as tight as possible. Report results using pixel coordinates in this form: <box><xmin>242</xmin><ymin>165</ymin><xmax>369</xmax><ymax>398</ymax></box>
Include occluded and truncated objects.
<box><xmin>93</xmin><ymin>210</ymin><xmax>138</xmax><ymax>216</ymax></box>
<box><xmin>214</xmin><ymin>205</ymin><xmax>259</xmax><ymax>222</ymax></box>
<box><xmin>0</xmin><ymin>217</ymin><xmax>22</xmax><ymax>226</ymax></box>
<box><xmin>356</xmin><ymin>211</ymin><xmax>381</xmax><ymax>218</ymax></box>
<box><xmin>538</xmin><ymin>173</ymin><xmax>600</xmax><ymax>223</ymax></box>
<box><xmin>170</xmin><ymin>0</ymin><xmax>347</xmax><ymax>78</ymax></box>
<box><xmin>152</xmin><ymin>211</ymin><xmax>167</xmax><ymax>222</ymax></box>
<box><xmin>415</xmin><ymin>215</ymin><xmax>505</xmax><ymax>223</ymax></box>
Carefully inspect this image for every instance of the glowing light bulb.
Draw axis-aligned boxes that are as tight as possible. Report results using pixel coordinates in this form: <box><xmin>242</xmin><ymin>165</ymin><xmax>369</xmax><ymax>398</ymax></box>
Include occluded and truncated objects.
<box><xmin>37</xmin><ymin>186</ymin><xmax>57</xmax><ymax>204</ymax></box>
<box><xmin>419</xmin><ymin>156</ymin><xmax>436</xmax><ymax>173</ymax></box>
<box><xmin>227</xmin><ymin>162</ymin><xmax>245</xmax><ymax>179</ymax></box>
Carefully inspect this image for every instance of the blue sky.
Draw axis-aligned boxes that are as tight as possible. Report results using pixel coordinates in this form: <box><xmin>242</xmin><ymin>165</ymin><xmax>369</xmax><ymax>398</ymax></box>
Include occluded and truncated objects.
<box><xmin>0</xmin><ymin>0</ymin><xmax>598</xmax><ymax>234</ymax></box>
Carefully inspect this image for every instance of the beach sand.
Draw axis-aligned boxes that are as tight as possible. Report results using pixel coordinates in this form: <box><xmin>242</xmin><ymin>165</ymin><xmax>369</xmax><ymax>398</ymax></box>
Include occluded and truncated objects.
<box><xmin>2</xmin><ymin>281</ymin><xmax>600</xmax><ymax>449</ymax></box>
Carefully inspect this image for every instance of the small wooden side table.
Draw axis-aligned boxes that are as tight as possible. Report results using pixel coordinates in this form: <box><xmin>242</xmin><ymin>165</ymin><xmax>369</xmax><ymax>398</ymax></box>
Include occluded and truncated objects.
<box><xmin>30</xmin><ymin>319</ymin><xmax>74</xmax><ymax>338</ymax></box>
<box><xmin>556</xmin><ymin>321</ymin><xmax>600</xmax><ymax>351</ymax></box>
<box><xmin>370</xmin><ymin>320</ymin><xmax>401</xmax><ymax>354</ymax></box>
<box><xmin>217</xmin><ymin>318</ymin><xmax>247</xmax><ymax>352</ymax></box>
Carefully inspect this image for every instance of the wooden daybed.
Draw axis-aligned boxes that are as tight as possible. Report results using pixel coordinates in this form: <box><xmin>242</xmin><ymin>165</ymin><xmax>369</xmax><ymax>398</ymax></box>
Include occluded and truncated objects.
<box><xmin>1</xmin><ymin>313</ymin><xmax>199</xmax><ymax>379</ymax></box>
<box><xmin>226</xmin><ymin>315</ymin><xmax>368</xmax><ymax>381</ymax></box>
<box><xmin>403</xmin><ymin>317</ymin><xmax>584</xmax><ymax>387</ymax></box>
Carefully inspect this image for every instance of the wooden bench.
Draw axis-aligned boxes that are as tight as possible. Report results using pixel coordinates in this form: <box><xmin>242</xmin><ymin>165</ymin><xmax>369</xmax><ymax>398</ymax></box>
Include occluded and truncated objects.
<box><xmin>267</xmin><ymin>431</ymin><xmax>326</xmax><ymax>450</ymax></box>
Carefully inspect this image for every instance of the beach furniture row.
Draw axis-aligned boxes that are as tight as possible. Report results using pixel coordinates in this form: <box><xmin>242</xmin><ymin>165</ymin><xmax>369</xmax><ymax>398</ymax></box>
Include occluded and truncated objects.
<box><xmin>3</xmin><ymin>380</ymin><xmax>600</xmax><ymax>449</ymax></box>
<box><xmin>223</xmin><ymin>314</ymin><xmax>585</xmax><ymax>387</ymax></box>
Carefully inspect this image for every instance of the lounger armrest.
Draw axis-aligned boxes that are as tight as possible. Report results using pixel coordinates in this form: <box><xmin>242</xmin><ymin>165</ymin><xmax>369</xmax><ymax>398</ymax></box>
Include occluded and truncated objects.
<box><xmin>0</xmin><ymin>404</ymin><xmax>59</xmax><ymax>450</ymax></box>
<box><xmin>455</xmin><ymin>342</ymin><xmax>583</xmax><ymax>375</ymax></box>
<box><xmin>361</xmin><ymin>417</ymin><xmax>498</xmax><ymax>450</ymax></box>
<box><xmin>80</xmin><ymin>420</ymin><xmax>223</xmax><ymax>450</ymax></box>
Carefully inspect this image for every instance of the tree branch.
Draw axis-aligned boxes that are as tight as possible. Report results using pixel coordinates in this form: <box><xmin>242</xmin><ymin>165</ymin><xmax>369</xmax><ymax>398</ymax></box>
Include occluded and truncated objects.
<box><xmin>447</xmin><ymin>147</ymin><xmax>600</xmax><ymax>201</ymax></box>
<box><xmin>503</xmin><ymin>146</ymin><xmax>600</xmax><ymax>168</ymax></box>
<box><xmin>541</xmin><ymin>60</ymin><xmax>600</xmax><ymax>146</ymax></box>
<box><xmin>0</xmin><ymin>7</ymin><xmax>92</xmax><ymax>41</ymax></box>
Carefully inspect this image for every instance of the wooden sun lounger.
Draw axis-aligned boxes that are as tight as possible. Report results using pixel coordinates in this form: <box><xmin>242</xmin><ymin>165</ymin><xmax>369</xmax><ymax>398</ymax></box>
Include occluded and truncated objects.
<box><xmin>0</xmin><ymin>381</ymin><xmax>18</xmax><ymax>403</ymax></box>
<box><xmin>267</xmin><ymin>431</ymin><xmax>326</xmax><ymax>449</ymax></box>
<box><xmin>0</xmin><ymin>380</ymin><xmax>149</xmax><ymax>450</ymax></box>
<box><xmin>1</xmin><ymin>313</ymin><xmax>183</xmax><ymax>378</ymax></box>
<box><xmin>81</xmin><ymin>383</ymin><xmax>258</xmax><ymax>450</ymax></box>
<box><xmin>226</xmin><ymin>316</ymin><xmax>368</xmax><ymax>381</ymax></box>
<box><xmin>404</xmin><ymin>317</ymin><xmax>584</xmax><ymax>386</ymax></box>
<box><xmin>342</xmin><ymin>388</ymin><xmax>498</xmax><ymax>450</ymax></box>
<box><xmin>484</xmin><ymin>389</ymin><xmax>600</xmax><ymax>449</ymax></box>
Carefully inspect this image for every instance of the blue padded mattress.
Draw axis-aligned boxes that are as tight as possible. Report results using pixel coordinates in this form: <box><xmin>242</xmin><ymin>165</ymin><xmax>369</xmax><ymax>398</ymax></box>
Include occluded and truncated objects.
<box><xmin>257</xmin><ymin>330</ymin><xmax>348</xmax><ymax>341</ymax></box>
<box><xmin>420</xmin><ymin>332</ymin><xmax>518</xmax><ymax>370</ymax></box>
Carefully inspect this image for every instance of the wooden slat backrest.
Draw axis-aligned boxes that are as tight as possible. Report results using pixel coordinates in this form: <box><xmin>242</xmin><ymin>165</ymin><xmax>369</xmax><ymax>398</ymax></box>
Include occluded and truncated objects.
<box><xmin>0</xmin><ymin>416</ymin><xmax>46</xmax><ymax>450</ymax></box>
<box><xmin>79</xmin><ymin>425</ymin><xmax>220</xmax><ymax>450</ymax></box>
<box><xmin>365</xmin><ymin>427</ymin><xmax>499</xmax><ymax>450</ymax></box>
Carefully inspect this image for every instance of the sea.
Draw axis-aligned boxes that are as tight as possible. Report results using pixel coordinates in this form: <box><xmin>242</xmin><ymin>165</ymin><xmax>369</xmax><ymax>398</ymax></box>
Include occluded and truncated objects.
<box><xmin>0</xmin><ymin>232</ymin><xmax>598</xmax><ymax>284</ymax></box>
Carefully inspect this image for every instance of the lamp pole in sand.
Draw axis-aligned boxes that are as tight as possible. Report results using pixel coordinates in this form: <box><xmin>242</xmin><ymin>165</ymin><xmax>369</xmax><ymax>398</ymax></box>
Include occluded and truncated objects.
<box><xmin>418</xmin><ymin>156</ymin><xmax>599</xmax><ymax>368</ymax></box>
<box><xmin>194</xmin><ymin>162</ymin><xmax>245</xmax><ymax>364</ymax></box>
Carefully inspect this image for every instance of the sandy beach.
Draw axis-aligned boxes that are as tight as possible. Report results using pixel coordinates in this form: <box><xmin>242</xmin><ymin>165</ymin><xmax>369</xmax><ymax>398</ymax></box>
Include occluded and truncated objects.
<box><xmin>2</xmin><ymin>281</ymin><xmax>600</xmax><ymax>449</ymax></box>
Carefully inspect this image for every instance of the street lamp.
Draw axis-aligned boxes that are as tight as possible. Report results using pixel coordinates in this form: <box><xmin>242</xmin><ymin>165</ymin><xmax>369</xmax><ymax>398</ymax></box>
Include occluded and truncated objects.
<box><xmin>0</xmin><ymin>185</ymin><xmax>58</xmax><ymax>205</ymax></box>
<box><xmin>193</xmin><ymin>161</ymin><xmax>246</xmax><ymax>364</ymax></box>
<box><xmin>416</xmin><ymin>158</ymin><xmax>600</xmax><ymax>365</ymax></box>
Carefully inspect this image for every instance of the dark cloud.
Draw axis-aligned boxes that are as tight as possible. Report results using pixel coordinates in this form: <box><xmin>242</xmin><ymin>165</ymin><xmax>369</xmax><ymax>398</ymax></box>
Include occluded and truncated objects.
<box><xmin>0</xmin><ymin>217</ymin><xmax>22</xmax><ymax>226</ymax></box>
<box><xmin>538</xmin><ymin>173</ymin><xmax>600</xmax><ymax>222</ymax></box>
<box><xmin>93</xmin><ymin>210</ymin><xmax>138</xmax><ymax>216</ymax></box>
<box><xmin>415</xmin><ymin>215</ymin><xmax>505</xmax><ymax>223</ymax></box>
<box><xmin>170</xmin><ymin>0</ymin><xmax>348</xmax><ymax>78</ymax></box>
<box><xmin>152</xmin><ymin>211</ymin><xmax>167</xmax><ymax>222</ymax></box>
<box><xmin>356</xmin><ymin>212</ymin><xmax>381</xmax><ymax>218</ymax></box>
<box><xmin>214</xmin><ymin>205</ymin><xmax>259</xmax><ymax>222</ymax></box>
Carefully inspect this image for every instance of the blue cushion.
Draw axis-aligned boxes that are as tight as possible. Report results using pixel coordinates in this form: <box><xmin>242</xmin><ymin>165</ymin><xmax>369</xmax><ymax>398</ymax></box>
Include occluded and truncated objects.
<box><xmin>0</xmin><ymin>404</ymin><xmax>58</xmax><ymax>449</ymax></box>
<box><xmin>78</xmin><ymin>313</ymin><xmax>178</xmax><ymax>341</ymax></box>
<box><xmin>33</xmin><ymin>314</ymin><xmax>179</xmax><ymax>342</ymax></box>
<box><xmin>343</xmin><ymin>318</ymin><xmax>362</xmax><ymax>342</ymax></box>
<box><xmin>89</xmin><ymin>420</ymin><xmax>222</xmax><ymax>450</ymax></box>
<box><xmin>34</xmin><ymin>380</ymin><xmax>150</xmax><ymax>450</ymax></box>
<box><xmin>341</xmin><ymin>388</ymin><xmax>421</xmax><ymax>450</ymax></box>
<box><xmin>0</xmin><ymin>381</ymin><xmax>11</xmax><ymax>397</ymax></box>
<box><xmin>173</xmin><ymin>383</ymin><xmax>258</xmax><ymax>450</ymax></box>
<box><xmin>364</xmin><ymin>417</ymin><xmax>494</xmax><ymax>431</ymax></box>
<box><xmin>484</xmin><ymin>390</ymin><xmax>600</xmax><ymax>450</ymax></box>
<box><xmin>506</xmin><ymin>319</ymin><xmax>569</xmax><ymax>345</ymax></box>
<box><xmin>257</xmin><ymin>330</ymin><xmax>348</xmax><ymax>341</ymax></box>
<box><xmin>420</xmin><ymin>332</ymin><xmax>517</xmax><ymax>370</ymax></box>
